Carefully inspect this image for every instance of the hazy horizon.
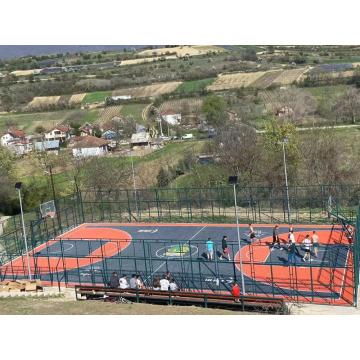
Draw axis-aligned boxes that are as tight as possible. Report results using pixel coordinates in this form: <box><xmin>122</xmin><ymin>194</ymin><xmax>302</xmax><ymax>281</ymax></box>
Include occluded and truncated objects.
<box><xmin>0</xmin><ymin>45</ymin><xmax>147</xmax><ymax>60</ymax></box>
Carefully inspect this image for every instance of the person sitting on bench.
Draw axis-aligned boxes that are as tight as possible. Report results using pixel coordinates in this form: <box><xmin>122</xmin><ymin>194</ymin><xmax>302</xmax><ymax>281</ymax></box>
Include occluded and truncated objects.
<box><xmin>109</xmin><ymin>272</ymin><xmax>119</xmax><ymax>288</ymax></box>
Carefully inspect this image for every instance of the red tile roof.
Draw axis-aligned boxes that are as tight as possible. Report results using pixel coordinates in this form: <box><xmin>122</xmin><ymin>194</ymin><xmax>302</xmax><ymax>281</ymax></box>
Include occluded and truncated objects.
<box><xmin>55</xmin><ymin>124</ymin><xmax>71</xmax><ymax>133</ymax></box>
<box><xmin>8</xmin><ymin>128</ymin><xmax>25</xmax><ymax>138</ymax></box>
<box><xmin>72</xmin><ymin>135</ymin><xmax>110</xmax><ymax>149</ymax></box>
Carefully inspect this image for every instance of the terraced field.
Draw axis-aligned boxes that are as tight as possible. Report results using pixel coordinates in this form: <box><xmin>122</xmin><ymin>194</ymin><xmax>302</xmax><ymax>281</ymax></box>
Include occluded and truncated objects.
<box><xmin>112</xmin><ymin>81</ymin><xmax>182</xmax><ymax>98</ymax></box>
<box><xmin>207</xmin><ymin>71</ymin><xmax>266</xmax><ymax>90</ymax></box>
<box><xmin>69</xmin><ymin>93</ymin><xmax>87</xmax><ymax>104</ymax></box>
<box><xmin>272</xmin><ymin>67</ymin><xmax>309</xmax><ymax>85</ymax></box>
<box><xmin>98</xmin><ymin>105</ymin><xmax>123</xmax><ymax>124</ymax></box>
<box><xmin>27</xmin><ymin>95</ymin><xmax>61</xmax><ymax>109</ymax></box>
<box><xmin>138</xmin><ymin>45</ymin><xmax>225</xmax><ymax>57</ymax></box>
<box><xmin>159</xmin><ymin>98</ymin><xmax>203</xmax><ymax>114</ymax></box>
<box><xmin>250</xmin><ymin>70</ymin><xmax>283</xmax><ymax>88</ymax></box>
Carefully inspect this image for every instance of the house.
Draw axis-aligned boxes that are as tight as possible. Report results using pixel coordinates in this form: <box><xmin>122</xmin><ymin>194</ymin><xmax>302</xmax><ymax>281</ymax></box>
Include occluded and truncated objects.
<box><xmin>7</xmin><ymin>139</ymin><xmax>32</xmax><ymax>156</ymax></box>
<box><xmin>161</xmin><ymin>111</ymin><xmax>181</xmax><ymax>125</ymax></box>
<box><xmin>130</xmin><ymin>132</ymin><xmax>151</xmax><ymax>148</ymax></box>
<box><xmin>79</xmin><ymin>123</ymin><xmax>96</xmax><ymax>137</ymax></box>
<box><xmin>44</xmin><ymin>125</ymin><xmax>71</xmax><ymax>142</ymax></box>
<box><xmin>72</xmin><ymin>135</ymin><xmax>110</xmax><ymax>158</ymax></box>
<box><xmin>34</xmin><ymin>140</ymin><xmax>60</xmax><ymax>154</ymax></box>
<box><xmin>1</xmin><ymin>129</ymin><xmax>26</xmax><ymax>147</ymax></box>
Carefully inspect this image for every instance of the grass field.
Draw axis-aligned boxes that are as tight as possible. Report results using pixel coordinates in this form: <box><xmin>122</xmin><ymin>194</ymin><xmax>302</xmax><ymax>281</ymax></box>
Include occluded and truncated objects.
<box><xmin>120</xmin><ymin>103</ymin><xmax>150</xmax><ymax>123</ymax></box>
<box><xmin>0</xmin><ymin>109</ymin><xmax>101</xmax><ymax>133</ymax></box>
<box><xmin>82</xmin><ymin>91</ymin><xmax>112</xmax><ymax>104</ymax></box>
<box><xmin>0</xmin><ymin>110</ymin><xmax>77</xmax><ymax>132</ymax></box>
<box><xmin>175</xmin><ymin>78</ymin><xmax>215</xmax><ymax>94</ymax></box>
<box><xmin>0</xmin><ymin>295</ymin><xmax>247</xmax><ymax>315</ymax></box>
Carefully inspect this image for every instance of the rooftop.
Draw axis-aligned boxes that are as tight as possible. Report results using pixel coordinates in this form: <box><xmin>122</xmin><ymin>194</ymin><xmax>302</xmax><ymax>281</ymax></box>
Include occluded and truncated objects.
<box><xmin>72</xmin><ymin>135</ymin><xmax>110</xmax><ymax>149</ymax></box>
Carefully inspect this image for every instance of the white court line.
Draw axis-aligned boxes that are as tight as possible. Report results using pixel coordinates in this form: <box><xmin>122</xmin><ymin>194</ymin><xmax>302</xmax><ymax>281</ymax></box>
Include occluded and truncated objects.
<box><xmin>47</xmin><ymin>243</ymin><xmax>74</xmax><ymax>255</ymax></box>
<box><xmin>1</xmin><ymin>223</ymin><xmax>85</xmax><ymax>267</ymax></box>
<box><xmin>144</xmin><ymin>225</ymin><xmax>207</xmax><ymax>283</ymax></box>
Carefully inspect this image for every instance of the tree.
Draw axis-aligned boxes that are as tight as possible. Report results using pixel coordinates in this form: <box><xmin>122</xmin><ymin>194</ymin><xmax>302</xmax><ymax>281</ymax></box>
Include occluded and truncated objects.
<box><xmin>0</xmin><ymin>147</ymin><xmax>18</xmax><ymax>214</ymax></box>
<box><xmin>333</xmin><ymin>88</ymin><xmax>360</xmax><ymax>124</ymax></box>
<box><xmin>213</xmin><ymin>123</ymin><xmax>259</xmax><ymax>183</ymax></box>
<box><xmin>241</xmin><ymin>48</ymin><xmax>258</xmax><ymax>62</ymax></box>
<box><xmin>202</xmin><ymin>94</ymin><xmax>226</xmax><ymax>127</ymax></box>
<box><xmin>35</xmin><ymin>125</ymin><xmax>46</xmax><ymax>134</ymax></box>
<box><xmin>157</xmin><ymin>167</ymin><xmax>171</xmax><ymax>187</ymax></box>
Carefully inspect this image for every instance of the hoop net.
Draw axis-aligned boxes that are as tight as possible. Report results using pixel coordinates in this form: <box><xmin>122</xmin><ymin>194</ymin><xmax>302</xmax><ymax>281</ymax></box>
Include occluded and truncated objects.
<box><xmin>40</xmin><ymin>200</ymin><xmax>56</xmax><ymax>219</ymax></box>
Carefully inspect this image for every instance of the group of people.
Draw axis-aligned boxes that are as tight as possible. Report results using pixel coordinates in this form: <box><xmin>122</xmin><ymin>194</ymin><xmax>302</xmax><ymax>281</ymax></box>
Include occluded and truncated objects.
<box><xmin>206</xmin><ymin>235</ymin><xmax>231</xmax><ymax>261</ymax></box>
<box><xmin>272</xmin><ymin>224</ymin><xmax>320</xmax><ymax>263</ymax></box>
<box><xmin>109</xmin><ymin>271</ymin><xmax>179</xmax><ymax>292</ymax></box>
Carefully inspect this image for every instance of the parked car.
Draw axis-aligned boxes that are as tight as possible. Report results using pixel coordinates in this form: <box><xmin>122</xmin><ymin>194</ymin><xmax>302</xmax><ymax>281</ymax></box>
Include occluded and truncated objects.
<box><xmin>181</xmin><ymin>133</ymin><xmax>194</xmax><ymax>140</ymax></box>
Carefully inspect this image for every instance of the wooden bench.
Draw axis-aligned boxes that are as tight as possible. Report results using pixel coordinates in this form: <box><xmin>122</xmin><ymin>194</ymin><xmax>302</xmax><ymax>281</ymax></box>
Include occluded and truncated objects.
<box><xmin>74</xmin><ymin>285</ymin><xmax>288</xmax><ymax>314</ymax></box>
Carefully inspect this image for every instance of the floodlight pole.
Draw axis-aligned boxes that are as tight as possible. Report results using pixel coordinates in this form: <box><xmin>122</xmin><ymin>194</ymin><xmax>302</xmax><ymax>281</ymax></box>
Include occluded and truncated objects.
<box><xmin>232</xmin><ymin>183</ymin><xmax>246</xmax><ymax>295</ymax></box>
<box><xmin>281</xmin><ymin>139</ymin><xmax>291</xmax><ymax>224</ymax></box>
<box><xmin>16</xmin><ymin>186</ymin><xmax>32</xmax><ymax>280</ymax></box>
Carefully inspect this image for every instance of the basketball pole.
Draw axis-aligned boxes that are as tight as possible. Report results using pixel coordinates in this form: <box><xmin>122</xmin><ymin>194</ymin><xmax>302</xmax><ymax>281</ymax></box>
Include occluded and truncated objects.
<box><xmin>15</xmin><ymin>183</ymin><xmax>32</xmax><ymax>281</ymax></box>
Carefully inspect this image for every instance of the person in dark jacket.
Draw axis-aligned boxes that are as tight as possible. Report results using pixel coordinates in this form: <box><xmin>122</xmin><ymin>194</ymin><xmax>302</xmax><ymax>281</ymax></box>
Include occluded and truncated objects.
<box><xmin>220</xmin><ymin>235</ymin><xmax>231</xmax><ymax>260</ymax></box>
<box><xmin>109</xmin><ymin>271</ymin><xmax>119</xmax><ymax>288</ymax></box>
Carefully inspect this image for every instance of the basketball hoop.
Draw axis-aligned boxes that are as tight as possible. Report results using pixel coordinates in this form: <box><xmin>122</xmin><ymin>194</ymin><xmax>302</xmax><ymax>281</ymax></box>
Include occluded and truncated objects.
<box><xmin>40</xmin><ymin>200</ymin><xmax>56</xmax><ymax>219</ymax></box>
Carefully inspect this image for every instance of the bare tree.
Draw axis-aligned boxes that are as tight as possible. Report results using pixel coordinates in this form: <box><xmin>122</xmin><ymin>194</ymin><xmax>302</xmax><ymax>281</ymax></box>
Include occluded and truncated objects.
<box><xmin>213</xmin><ymin>122</ymin><xmax>259</xmax><ymax>183</ymax></box>
<box><xmin>333</xmin><ymin>88</ymin><xmax>360</xmax><ymax>124</ymax></box>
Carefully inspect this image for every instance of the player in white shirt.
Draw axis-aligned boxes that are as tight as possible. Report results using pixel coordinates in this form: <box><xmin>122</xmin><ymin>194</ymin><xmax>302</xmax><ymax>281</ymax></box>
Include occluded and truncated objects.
<box><xmin>302</xmin><ymin>235</ymin><xmax>312</xmax><ymax>262</ymax></box>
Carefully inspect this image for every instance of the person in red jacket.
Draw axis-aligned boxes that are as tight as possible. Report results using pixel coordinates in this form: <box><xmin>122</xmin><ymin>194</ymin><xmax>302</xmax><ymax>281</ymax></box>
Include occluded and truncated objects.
<box><xmin>231</xmin><ymin>281</ymin><xmax>241</xmax><ymax>301</ymax></box>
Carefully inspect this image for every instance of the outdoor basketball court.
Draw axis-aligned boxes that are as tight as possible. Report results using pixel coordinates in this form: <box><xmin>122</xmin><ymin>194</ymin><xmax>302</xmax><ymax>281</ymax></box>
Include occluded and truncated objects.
<box><xmin>0</xmin><ymin>222</ymin><xmax>354</xmax><ymax>305</ymax></box>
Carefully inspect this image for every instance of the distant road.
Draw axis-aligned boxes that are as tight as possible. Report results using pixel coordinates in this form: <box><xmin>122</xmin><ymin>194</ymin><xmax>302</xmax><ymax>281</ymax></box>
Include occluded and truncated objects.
<box><xmin>255</xmin><ymin>124</ymin><xmax>360</xmax><ymax>133</ymax></box>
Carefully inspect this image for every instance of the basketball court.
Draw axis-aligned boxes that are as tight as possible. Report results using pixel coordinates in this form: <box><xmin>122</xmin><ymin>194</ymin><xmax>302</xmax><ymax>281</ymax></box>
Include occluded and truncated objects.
<box><xmin>0</xmin><ymin>222</ymin><xmax>354</xmax><ymax>305</ymax></box>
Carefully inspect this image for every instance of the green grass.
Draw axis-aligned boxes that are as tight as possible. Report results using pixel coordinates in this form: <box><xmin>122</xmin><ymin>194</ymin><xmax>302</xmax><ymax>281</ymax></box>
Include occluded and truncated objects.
<box><xmin>81</xmin><ymin>109</ymin><xmax>100</xmax><ymax>123</ymax></box>
<box><xmin>0</xmin><ymin>110</ymin><xmax>79</xmax><ymax>132</ymax></box>
<box><xmin>83</xmin><ymin>91</ymin><xmax>112</xmax><ymax>104</ymax></box>
<box><xmin>120</xmin><ymin>103</ymin><xmax>150</xmax><ymax>123</ymax></box>
<box><xmin>306</xmin><ymin>84</ymin><xmax>349</xmax><ymax>99</ymax></box>
<box><xmin>175</xmin><ymin>78</ymin><xmax>215</xmax><ymax>94</ymax></box>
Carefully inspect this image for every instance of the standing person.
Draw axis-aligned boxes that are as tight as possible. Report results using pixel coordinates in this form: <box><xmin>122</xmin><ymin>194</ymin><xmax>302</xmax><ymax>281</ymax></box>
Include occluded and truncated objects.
<box><xmin>160</xmin><ymin>275</ymin><xmax>170</xmax><ymax>291</ymax></box>
<box><xmin>248</xmin><ymin>224</ymin><xmax>257</xmax><ymax>243</ymax></box>
<box><xmin>206</xmin><ymin>237</ymin><xmax>214</xmax><ymax>260</ymax></box>
<box><xmin>220</xmin><ymin>235</ymin><xmax>231</xmax><ymax>260</ymax></box>
<box><xmin>109</xmin><ymin>271</ymin><xmax>119</xmax><ymax>288</ymax></box>
<box><xmin>312</xmin><ymin>230</ymin><xmax>319</xmax><ymax>258</ymax></box>
<box><xmin>119</xmin><ymin>274</ymin><xmax>129</xmax><ymax>289</ymax></box>
<box><xmin>346</xmin><ymin>224</ymin><xmax>354</xmax><ymax>243</ymax></box>
<box><xmin>287</xmin><ymin>240</ymin><xmax>297</xmax><ymax>265</ymax></box>
<box><xmin>272</xmin><ymin>225</ymin><xmax>281</xmax><ymax>249</ymax></box>
<box><xmin>288</xmin><ymin>230</ymin><xmax>295</xmax><ymax>248</ymax></box>
<box><xmin>302</xmin><ymin>235</ymin><xmax>312</xmax><ymax>262</ymax></box>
